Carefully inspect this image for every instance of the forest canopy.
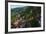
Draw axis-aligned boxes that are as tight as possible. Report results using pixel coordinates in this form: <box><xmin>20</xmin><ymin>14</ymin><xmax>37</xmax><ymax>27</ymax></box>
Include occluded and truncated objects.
<box><xmin>11</xmin><ymin>6</ymin><xmax>41</xmax><ymax>28</ymax></box>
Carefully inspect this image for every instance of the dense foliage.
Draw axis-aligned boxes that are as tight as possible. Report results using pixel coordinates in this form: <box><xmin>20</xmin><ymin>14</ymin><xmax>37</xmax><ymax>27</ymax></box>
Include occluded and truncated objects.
<box><xmin>11</xmin><ymin>6</ymin><xmax>41</xmax><ymax>28</ymax></box>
